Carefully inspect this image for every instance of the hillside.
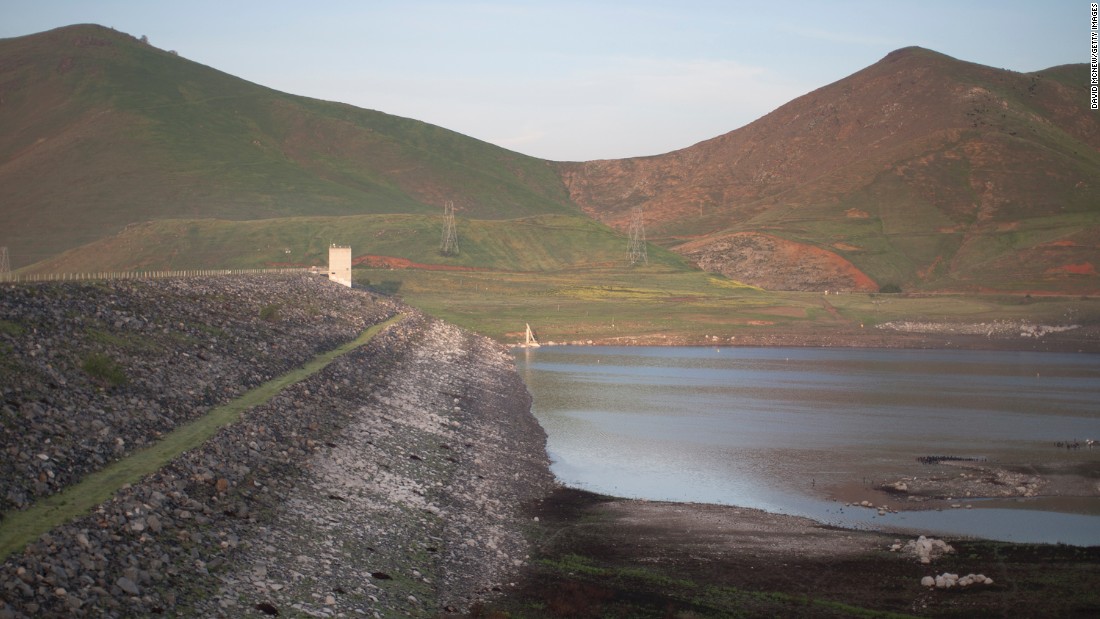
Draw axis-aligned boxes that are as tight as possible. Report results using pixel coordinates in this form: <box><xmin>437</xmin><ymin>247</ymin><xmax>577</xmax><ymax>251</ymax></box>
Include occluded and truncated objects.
<box><xmin>557</xmin><ymin>48</ymin><xmax>1100</xmax><ymax>294</ymax></box>
<box><xmin>20</xmin><ymin>212</ymin><xmax>687</xmax><ymax>274</ymax></box>
<box><xmin>0</xmin><ymin>24</ymin><xmax>577</xmax><ymax>269</ymax></box>
<box><xmin>3</xmin><ymin>26</ymin><xmax>1098</xmax><ymax>295</ymax></box>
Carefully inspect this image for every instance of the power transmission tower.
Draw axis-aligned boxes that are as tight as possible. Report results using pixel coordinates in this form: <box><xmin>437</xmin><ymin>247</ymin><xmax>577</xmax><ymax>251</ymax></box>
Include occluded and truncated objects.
<box><xmin>440</xmin><ymin>201</ymin><xmax>459</xmax><ymax>256</ymax></box>
<box><xmin>627</xmin><ymin>207</ymin><xmax>648</xmax><ymax>266</ymax></box>
<box><xmin>0</xmin><ymin>247</ymin><xmax>9</xmax><ymax>281</ymax></box>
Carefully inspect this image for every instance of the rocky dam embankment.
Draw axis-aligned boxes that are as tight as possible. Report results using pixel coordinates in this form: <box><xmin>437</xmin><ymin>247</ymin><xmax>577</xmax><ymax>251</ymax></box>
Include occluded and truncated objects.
<box><xmin>0</xmin><ymin>275</ymin><xmax>554</xmax><ymax>617</ymax></box>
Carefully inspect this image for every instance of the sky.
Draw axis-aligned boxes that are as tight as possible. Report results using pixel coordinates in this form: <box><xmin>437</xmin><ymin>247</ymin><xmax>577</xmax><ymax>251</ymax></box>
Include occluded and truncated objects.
<box><xmin>0</xmin><ymin>1</ymin><xmax>1086</xmax><ymax>161</ymax></box>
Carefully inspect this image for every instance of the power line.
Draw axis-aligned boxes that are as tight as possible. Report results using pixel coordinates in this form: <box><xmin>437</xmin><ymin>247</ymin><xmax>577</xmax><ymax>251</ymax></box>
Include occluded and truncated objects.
<box><xmin>440</xmin><ymin>201</ymin><xmax>459</xmax><ymax>256</ymax></box>
<box><xmin>627</xmin><ymin>207</ymin><xmax>648</xmax><ymax>266</ymax></box>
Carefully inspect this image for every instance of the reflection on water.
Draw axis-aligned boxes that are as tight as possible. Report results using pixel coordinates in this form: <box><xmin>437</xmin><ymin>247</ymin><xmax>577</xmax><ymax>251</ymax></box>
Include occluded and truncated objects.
<box><xmin>516</xmin><ymin>346</ymin><xmax>1100</xmax><ymax>545</ymax></box>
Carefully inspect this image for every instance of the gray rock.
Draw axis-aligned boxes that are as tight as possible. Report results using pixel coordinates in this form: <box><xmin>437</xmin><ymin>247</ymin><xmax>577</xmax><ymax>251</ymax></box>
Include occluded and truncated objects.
<box><xmin>116</xmin><ymin>576</ymin><xmax>140</xmax><ymax>596</ymax></box>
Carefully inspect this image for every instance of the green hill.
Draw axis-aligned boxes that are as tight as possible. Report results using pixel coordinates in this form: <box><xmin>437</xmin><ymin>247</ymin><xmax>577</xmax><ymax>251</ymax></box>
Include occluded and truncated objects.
<box><xmin>23</xmin><ymin>213</ymin><xmax>686</xmax><ymax>274</ymax></box>
<box><xmin>0</xmin><ymin>24</ymin><xmax>576</xmax><ymax>269</ymax></box>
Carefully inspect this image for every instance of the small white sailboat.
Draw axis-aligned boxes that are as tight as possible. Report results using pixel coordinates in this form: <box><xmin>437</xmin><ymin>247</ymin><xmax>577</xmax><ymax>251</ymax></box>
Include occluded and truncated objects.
<box><xmin>525</xmin><ymin>323</ymin><xmax>541</xmax><ymax>348</ymax></box>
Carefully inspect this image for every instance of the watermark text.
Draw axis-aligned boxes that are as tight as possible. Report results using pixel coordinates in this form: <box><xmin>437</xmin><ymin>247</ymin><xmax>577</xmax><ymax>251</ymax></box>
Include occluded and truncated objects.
<box><xmin>1092</xmin><ymin>3</ymin><xmax>1098</xmax><ymax>109</ymax></box>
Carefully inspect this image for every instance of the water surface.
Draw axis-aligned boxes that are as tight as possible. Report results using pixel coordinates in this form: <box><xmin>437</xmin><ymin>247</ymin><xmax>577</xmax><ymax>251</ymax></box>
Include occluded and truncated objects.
<box><xmin>516</xmin><ymin>346</ymin><xmax>1100</xmax><ymax>545</ymax></box>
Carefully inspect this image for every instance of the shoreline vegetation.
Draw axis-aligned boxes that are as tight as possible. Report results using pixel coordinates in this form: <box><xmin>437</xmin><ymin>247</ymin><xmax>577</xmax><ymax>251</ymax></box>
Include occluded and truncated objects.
<box><xmin>354</xmin><ymin>267</ymin><xmax>1100</xmax><ymax>355</ymax></box>
<box><xmin>1</xmin><ymin>274</ymin><xmax>1098</xmax><ymax>617</ymax></box>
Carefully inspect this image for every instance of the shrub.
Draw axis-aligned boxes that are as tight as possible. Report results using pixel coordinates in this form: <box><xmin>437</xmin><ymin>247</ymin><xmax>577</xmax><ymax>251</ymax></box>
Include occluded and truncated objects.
<box><xmin>879</xmin><ymin>283</ymin><xmax>902</xmax><ymax>294</ymax></box>
<box><xmin>82</xmin><ymin>353</ymin><xmax>127</xmax><ymax>387</ymax></box>
<box><xmin>366</xmin><ymin>280</ymin><xmax>402</xmax><ymax>295</ymax></box>
<box><xmin>259</xmin><ymin>303</ymin><xmax>282</xmax><ymax>322</ymax></box>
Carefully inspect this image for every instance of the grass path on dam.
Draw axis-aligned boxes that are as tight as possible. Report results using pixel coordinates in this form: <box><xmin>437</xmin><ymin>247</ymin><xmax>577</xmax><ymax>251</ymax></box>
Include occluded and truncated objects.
<box><xmin>0</xmin><ymin>314</ymin><xmax>404</xmax><ymax>561</ymax></box>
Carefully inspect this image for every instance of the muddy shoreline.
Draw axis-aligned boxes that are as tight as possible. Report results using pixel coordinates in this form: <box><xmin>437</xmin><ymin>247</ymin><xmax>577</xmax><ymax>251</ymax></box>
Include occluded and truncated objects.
<box><xmin>845</xmin><ymin>458</ymin><xmax>1100</xmax><ymax>513</ymax></box>
<box><xmin>537</xmin><ymin>324</ymin><xmax>1100</xmax><ymax>354</ymax></box>
<box><xmin>481</xmin><ymin>487</ymin><xmax>1100</xmax><ymax>618</ymax></box>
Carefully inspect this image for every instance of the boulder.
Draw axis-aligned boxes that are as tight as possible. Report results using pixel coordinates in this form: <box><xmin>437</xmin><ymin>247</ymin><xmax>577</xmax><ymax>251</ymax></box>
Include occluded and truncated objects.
<box><xmin>900</xmin><ymin>535</ymin><xmax>954</xmax><ymax>564</ymax></box>
<box><xmin>115</xmin><ymin>576</ymin><xmax>140</xmax><ymax>596</ymax></box>
<box><xmin>924</xmin><ymin>571</ymin><xmax>994</xmax><ymax>589</ymax></box>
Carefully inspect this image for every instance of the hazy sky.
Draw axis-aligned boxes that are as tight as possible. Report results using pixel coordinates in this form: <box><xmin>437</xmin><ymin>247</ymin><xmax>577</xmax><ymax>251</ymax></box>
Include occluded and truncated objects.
<box><xmin>0</xmin><ymin>1</ymin><xmax>1085</xmax><ymax>161</ymax></box>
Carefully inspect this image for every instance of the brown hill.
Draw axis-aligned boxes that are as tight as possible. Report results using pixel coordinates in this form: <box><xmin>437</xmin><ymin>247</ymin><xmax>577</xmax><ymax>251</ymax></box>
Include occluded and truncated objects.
<box><xmin>557</xmin><ymin>48</ymin><xmax>1100</xmax><ymax>293</ymax></box>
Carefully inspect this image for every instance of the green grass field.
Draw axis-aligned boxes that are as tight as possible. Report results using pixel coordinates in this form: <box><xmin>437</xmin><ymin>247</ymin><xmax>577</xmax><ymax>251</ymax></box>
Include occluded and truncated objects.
<box><xmin>357</xmin><ymin>266</ymin><xmax>804</xmax><ymax>344</ymax></box>
<box><xmin>355</xmin><ymin>266</ymin><xmax>1100</xmax><ymax>347</ymax></box>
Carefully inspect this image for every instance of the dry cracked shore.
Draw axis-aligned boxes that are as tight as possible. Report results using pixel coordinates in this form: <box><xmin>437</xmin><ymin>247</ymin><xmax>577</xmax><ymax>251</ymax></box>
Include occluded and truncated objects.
<box><xmin>1</xmin><ymin>276</ymin><xmax>553</xmax><ymax>617</ymax></box>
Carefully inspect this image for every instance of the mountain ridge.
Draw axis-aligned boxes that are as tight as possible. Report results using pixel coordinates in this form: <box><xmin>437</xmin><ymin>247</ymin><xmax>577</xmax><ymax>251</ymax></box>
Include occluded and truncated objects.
<box><xmin>2</xmin><ymin>25</ymin><xmax>1098</xmax><ymax>294</ymax></box>
<box><xmin>556</xmin><ymin>46</ymin><xmax>1100</xmax><ymax>292</ymax></box>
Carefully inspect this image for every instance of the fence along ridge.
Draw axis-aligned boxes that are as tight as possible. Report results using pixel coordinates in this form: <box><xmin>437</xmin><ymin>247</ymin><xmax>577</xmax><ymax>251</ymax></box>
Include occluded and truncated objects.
<box><xmin>0</xmin><ymin>267</ymin><xmax>313</xmax><ymax>284</ymax></box>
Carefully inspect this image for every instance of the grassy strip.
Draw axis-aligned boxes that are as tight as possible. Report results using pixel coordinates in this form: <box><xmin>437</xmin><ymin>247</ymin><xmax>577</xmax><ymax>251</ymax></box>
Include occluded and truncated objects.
<box><xmin>0</xmin><ymin>314</ymin><xmax>404</xmax><ymax>561</ymax></box>
<box><xmin>357</xmin><ymin>267</ymin><xmax>1100</xmax><ymax>348</ymax></box>
<box><xmin>535</xmin><ymin>555</ymin><xmax>918</xmax><ymax>618</ymax></box>
<box><xmin>358</xmin><ymin>266</ymin><xmax>806</xmax><ymax>344</ymax></box>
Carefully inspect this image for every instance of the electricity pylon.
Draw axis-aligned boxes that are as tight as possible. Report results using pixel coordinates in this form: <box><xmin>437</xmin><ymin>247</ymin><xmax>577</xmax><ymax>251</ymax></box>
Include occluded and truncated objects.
<box><xmin>627</xmin><ymin>207</ymin><xmax>648</xmax><ymax>266</ymax></box>
<box><xmin>0</xmin><ymin>247</ymin><xmax>10</xmax><ymax>281</ymax></box>
<box><xmin>440</xmin><ymin>201</ymin><xmax>459</xmax><ymax>256</ymax></box>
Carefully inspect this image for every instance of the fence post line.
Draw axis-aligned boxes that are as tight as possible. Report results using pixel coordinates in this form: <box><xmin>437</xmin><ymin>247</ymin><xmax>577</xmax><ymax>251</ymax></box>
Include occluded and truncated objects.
<box><xmin>6</xmin><ymin>266</ymin><xmax>310</xmax><ymax>284</ymax></box>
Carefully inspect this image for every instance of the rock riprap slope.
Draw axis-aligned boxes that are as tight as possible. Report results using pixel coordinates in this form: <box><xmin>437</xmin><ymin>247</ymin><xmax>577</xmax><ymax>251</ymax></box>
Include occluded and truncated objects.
<box><xmin>0</xmin><ymin>274</ymin><xmax>396</xmax><ymax>512</ymax></box>
<box><xmin>0</xmin><ymin>277</ymin><xmax>553</xmax><ymax>616</ymax></box>
<box><xmin>189</xmin><ymin>315</ymin><xmax>554</xmax><ymax>616</ymax></box>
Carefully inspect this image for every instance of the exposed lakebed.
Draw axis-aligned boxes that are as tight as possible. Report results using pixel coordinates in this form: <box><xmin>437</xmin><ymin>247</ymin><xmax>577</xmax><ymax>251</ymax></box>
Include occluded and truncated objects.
<box><xmin>516</xmin><ymin>346</ymin><xmax>1100</xmax><ymax>545</ymax></box>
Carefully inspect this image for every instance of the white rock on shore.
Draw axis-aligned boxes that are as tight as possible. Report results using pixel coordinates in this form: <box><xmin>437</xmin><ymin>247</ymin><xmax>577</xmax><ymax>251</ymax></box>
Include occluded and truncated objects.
<box><xmin>890</xmin><ymin>535</ymin><xmax>955</xmax><ymax>564</ymax></box>
<box><xmin>922</xmin><ymin>572</ymin><xmax>994</xmax><ymax>588</ymax></box>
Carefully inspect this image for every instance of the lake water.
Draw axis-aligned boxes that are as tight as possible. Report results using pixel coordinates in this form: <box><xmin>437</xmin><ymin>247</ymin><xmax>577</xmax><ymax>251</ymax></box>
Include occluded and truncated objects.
<box><xmin>515</xmin><ymin>346</ymin><xmax>1100</xmax><ymax>546</ymax></box>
